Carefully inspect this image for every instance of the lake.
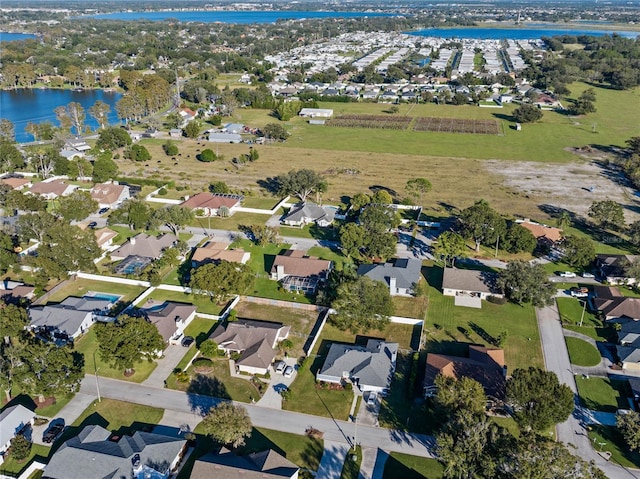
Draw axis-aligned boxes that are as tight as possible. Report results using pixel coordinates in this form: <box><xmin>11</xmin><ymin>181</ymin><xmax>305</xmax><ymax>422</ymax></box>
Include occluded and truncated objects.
<box><xmin>409</xmin><ymin>26</ymin><xmax>639</xmax><ymax>40</ymax></box>
<box><xmin>1</xmin><ymin>89</ymin><xmax>122</xmax><ymax>143</ymax></box>
<box><xmin>0</xmin><ymin>32</ymin><xmax>37</xmax><ymax>42</ymax></box>
<box><xmin>87</xmin><ymin>10</ymin><xmax>391</xmax><ymax>23</ymax></box>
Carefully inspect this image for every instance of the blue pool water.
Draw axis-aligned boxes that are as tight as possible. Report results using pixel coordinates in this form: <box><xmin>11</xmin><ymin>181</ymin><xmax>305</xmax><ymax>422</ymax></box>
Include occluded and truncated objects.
<box><xmin>87</xmin><ymin>292</ymin><xmax>122</xmax><ymax>303</ymax></box>
<box><xmin>0</xmin><ymin>32</ymin><xmax>36</xmax><ymax>42</ymax></box>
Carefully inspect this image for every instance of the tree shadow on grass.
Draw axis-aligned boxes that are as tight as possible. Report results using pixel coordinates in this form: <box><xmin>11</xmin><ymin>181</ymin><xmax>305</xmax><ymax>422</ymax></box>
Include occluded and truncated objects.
<box><xmin>257</xmin><ymin>177</ymin><xmax>280</xmax><ymax>196</ymax></box>
<box><xmin>468</xmin><ymin>322</ymin><xmax>498</xmax><ymax>346</ymax></box>
<box><xmin>186</xmin><ymin>374</ymin><xmax>230</xmax><ymax>415</ymax></box>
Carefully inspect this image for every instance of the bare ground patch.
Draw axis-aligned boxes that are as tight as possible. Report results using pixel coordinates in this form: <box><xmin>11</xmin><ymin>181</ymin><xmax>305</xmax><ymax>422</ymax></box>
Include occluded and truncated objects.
<box><xmin>484</xmin><ymin>159</ymin><xmax>640</xmax><ymax>221</ymax></box>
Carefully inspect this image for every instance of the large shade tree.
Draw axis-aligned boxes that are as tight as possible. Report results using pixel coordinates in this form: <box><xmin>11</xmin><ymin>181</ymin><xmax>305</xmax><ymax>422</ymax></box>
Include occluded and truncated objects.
<box><xmin>275</xmin><ymin>169</ymin><xmax>327</xmax><ymax>202</ymax></box>
<box><xmin>330</xmin><ymin>276</ymin><xmax>394</xmax><ymax>332</ymax></box>
<box><xmin>459</xmin><ymin>200</ymin><xmax>506</xmax><ymax>252</ymax></box>
<box><xmin>498</xmin><ymin>261</ymin><xmax>555</xmax><ymax>307</ymax></box>
<box><xmin>200</xmin><ymin>402</ymin><xmax>252</xmax><ymax>448</ymax></box>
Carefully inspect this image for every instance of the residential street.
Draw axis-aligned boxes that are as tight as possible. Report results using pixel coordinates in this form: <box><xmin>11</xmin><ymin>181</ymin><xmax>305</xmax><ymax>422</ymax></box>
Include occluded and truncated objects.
<box><xmin>536</xmin><ymin>305</ymin><xmax>640</xmax><ymax>479</ymax></box>
<box><xmin>79</xmin><ymin>375</ymin><xmax>435</xmax><ymax>457</ymax></box>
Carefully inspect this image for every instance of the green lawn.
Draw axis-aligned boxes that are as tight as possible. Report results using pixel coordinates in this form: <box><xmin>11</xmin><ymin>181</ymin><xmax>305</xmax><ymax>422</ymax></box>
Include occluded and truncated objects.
<box><xmin>73</xmin><ymin>326</ymin><xmax>158</xmax><ymax>383</ymax></box>
<box><xmin>588</xmin><ymin>424</ymin><xmax>640</xmax><ymax>469</ymax></box>
<box><xmin>146</xmin><ymin>289</ymin><xmax>227</xmax><ymax>315</ymax></box>
<box><xmin>393</xmin><ymin>296</ymin><xmax>427</xmax><ymax>319</ymax></box>
<box><xmin>382</xmin><ymin>453</ymin><xmax>444</xmax><ymax>479</ymax></box>
<box><xmin>556</xmin><ymin>297</ymin><xmax>600</xmax><ymax>328</ymax></box>
<box><xmin>43</xmin><ymin>279</ymin><xmax>146</xmax><ymax>306</ymax></box>
<box><xmin>69</xmin><ymin>398</ymin><xmax>164</xmax><ymax>436</ymax></box>
<box><xmin>191</xmin><ymin>211</ymin><xmax>275</xmax><ymax>232</ymax></box>
<box><xmin>576</xmin><ymin>376</ymin><xmax>631</xmax><ymax>413</ymax></box>
<box><xmin>241</xmin><ymin>196</ymin><xmax>283</xmax><ymax>210</ymax></box>
<box><xmin>423</xmin><ymin>264</ymin><xmax>543</xmax><ymax>370</ymax></box>
<box><xmin>0</xmin><ymin>443</ymin><xmax>50</xmax><ymax>476</ymax></box>
<box><xmin>565</xmin><ymin>337</ymin><xmax>601</xmax><ymax>367</ymax></box>
<box><xmin>340</xmin><ymin>446</ymin><xmax>361</xmax><ymax>479</ymax></box>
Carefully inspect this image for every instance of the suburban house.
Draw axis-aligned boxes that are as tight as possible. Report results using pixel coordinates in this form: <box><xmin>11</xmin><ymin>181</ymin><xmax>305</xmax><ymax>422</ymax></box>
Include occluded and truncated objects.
<box><xmin>0</xmin><ymin>405</ymin><xmax>35</xmax><ymax>461</ymax></box>
<box><xmin>441</xmin><ymin>268</ymin><xmax>503</xmax><ymax>300</ymax></box>
<box><xmin>191</xmin><ymin>447</ymin><xmax>299</xmax><ymax>479</ymax></box>
<box><xmin>59</xmin><ymin>140</ymin><xmax>91</xmax><ymax>160</ymax></box>
<box><xmin>270</xmin><ymin>250</ymin><xmax>332</xmax><ymax>294</ymax></box>
<box><xmin>616</xmin><ymin>324</ymin><xmax>640</xmax><ymax>370</ymax></box>
<box><xmin>593</xmin><ymin>285</ymin><xmax>640</xmax><ymax>322</ymax></box>
<box><xmin>28</xmin><ymin>295</ymin><xmax>117</xmax><ymax>340</ymax></box>
<box><xmin>210</xmin><ymin>319</ymin><xmax>290</xmax><ymax>375</ymax></box>
<box><xmin>0</xmin><ymin>279</ymin><xmax>35</xmax><ymax>303</ymax></box>
<box><xmin>90</xmin><ymin>182</ymin><xmax>131</xmax><ymax>209</ymax></box>
<box><xmin>181</xmin><ymin>192</ymin><xmax>243</xmax><ymax>217</ymax></box>
<box><xmin>423</xmin><ymin>345</ymin><xmax>507</xmax><ymax>399</ymax></box>
<box><xmin>282</xmin><ymin>202</ymin><xmax>337</xmax><ymax>228</ymax></box>
<box><xmin>29</xmin><ymin>179</ymin><xmax>77</xmax><ymax>200</ymax></box>
<box><xmin>42</xmin><ymin>425</ymin><xmax>187</xmax><ymax>479</ymax></box>
<box><xmin>0</xmin><ymin>176</ymin><xmax>32</xmax><ymax>190</ymax></box>
<box><xmin>597</xmin><ymin>254</ymin><xmax>639</xmax><ymax>285</ymax></box>
<box><xmin>316</xmin><ymin>339</ymin><xmax>398</xmax><ymax>394</ymax></box>
<box><xmin>357</xmin><ymin>258</ymin><xmax>422</xmax><ymax>297</ymax></box>
<box><xmin>94</xmin><ymin>227</ymin><xmax>119</xmax><ymax>251</ymax></box>
<box><xmin>110</xmin><ymin>233</ymin><xmax>177</xmax><ymax>262</ymax></box>
<box><xmin>517</xmin><ymin>219</ymin><xmax>562</xmax><ymax>247</ymax></box>
<box><xmin>191</xmin><ymin>241</ymin><xmax>250</xmax><ymax>267</ymax></box>
<box><xmin>139</xmin><ymin>301</ymin><xmax>197</xmax><ymax>344</ymax></box>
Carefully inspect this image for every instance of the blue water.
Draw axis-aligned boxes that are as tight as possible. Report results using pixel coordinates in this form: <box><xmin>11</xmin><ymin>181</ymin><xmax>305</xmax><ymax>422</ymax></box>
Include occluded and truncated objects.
<box><xmin>0</xmin><ymin>89</ymin><xmax>122</xmax><ymax>143</ymax></box>
<box><xmin>0</xmin><ymin>32</ymin><xmax>36</xmax><ymax>42</ymax></box>
<box><xmin>87</xmin><ymin>10</ymin><xmax>391</xmax><ymax>23</ymax></box>
<box><xmin>409</xmin><ymin>26</ymin><xmax>639</xmax><ymax>40</ymax></box>
<box><xmin>87</xmin><ymin>292</ymin><xmax>122</xmax><ymax>303</ymax></box>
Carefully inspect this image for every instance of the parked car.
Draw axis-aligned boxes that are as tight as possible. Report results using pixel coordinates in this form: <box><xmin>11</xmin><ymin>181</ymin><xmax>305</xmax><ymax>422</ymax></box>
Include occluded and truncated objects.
<box><xmin>283</xmin><ymin>366</ymin><xmax>294</xmax><ymax>378</ymax></box>
<box><xmin>560</xmin><ymin>271</ymin><xmax>577</xmax><ymax>278</ymax></box>
<box><xmin>570</xmin><ymin>287</ymin><xmax>589</xmax><ymax>298</ymax></box>
<box><xmin>88</xmin><ymin>221</ymin><xmax>98</xmax><ymax>229</ymax></box>
<box><xmin>43</xmin><ymin>424</ymin><xmax>64</xmax><ymax>443</ymax></box>
<box><xmin>274</xmin><ymin>360</ymin><xmax>287</xmax><ymax>374</ymax></box>
<box><xmin>582</xmin><ymin>272</ymin><xmax>595</xmax><ymax>279</ymax></box>
<box><xmin>98</xmin><ymin>207</ymin><xmax>110</xmax><ymax>214</ymax></box>
<box><xmin>367</xmin><ymin>392</ymin><xmax>377</xmax><ymax>406</ymax></box>
<box><xmin>181</xmin><ymin>336</ymin><xmax>194</xmax><ymax>347</ymax></box>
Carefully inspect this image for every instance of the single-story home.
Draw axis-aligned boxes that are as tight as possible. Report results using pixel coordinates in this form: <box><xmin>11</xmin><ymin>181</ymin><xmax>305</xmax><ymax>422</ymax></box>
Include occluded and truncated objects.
<box><xmin>181</xmin><ymin>192</ymin><xmax>243</xmax><ymax>217</ymax></box>
<box><xmin>29</xmin><ymin>179</ymin><xmax>77</xmax><ymax>200</ymax></box>
<box><xmin>191</xmin><ymin>241</ymin><xmax>250</xmax><ymax>268</ymax></box>
<box><xmin>94</xmin><ymin>228</ymin><xmax>118</xmax><ymax>251</ymax></box>
<box><xmin>317</xmin><ymin>339</ymin><xmax>398</xmax><ymax>394</ymax></box>
<box><xmin>28</xmin><ymin>295</ymin><xmax>117</xmax><ymax>340</ymax></box>
<box><xmin>210</xmin><ymin>319</ymin><xmax>290</xmax><ymax>375</ymax></box>
<box><xmin>270</xmin><ymin>250</ymin><xmax>332</xmax><ymax>294</ymax></box>
<box><xmin>617</xmin><ymin>346</ymin><xmax>640</xmax><ymax>373</ymax></box>
<box><xmin>110</xmin><ymin>233</ymin><xmax>177</xmax><ymax>262</ymax></box>
<box><xmin>0</xmin><ymin>176</ymin><xmax>32</xmax><ymax>190</ymax></box>
<box><xmin>42</xmin><ymin>425</ymin><xmax>187</xmax><ymax>479</ymax></box>
<box><xmin>0</xmin><ymin>279</ymin><xmax>35</xmax><ymax>303</ymax></box>
<box><xmin>597</xmin><ymin>254</ymin><xmax>639</xmax><ymax>285</ymax></box>
<box><xmin>593</xmin><ymin>285</ymin><xmax>640</xmax><ymax>322</ymax></box>
<box><xmin>516</xmin><ymin>219</ymin><xmax>562</xmax><ymax>246</ymax></box>
<box><xmin>423</xmin><ymin>345</ymin><xmax>507</xmax><ymax>399</ymax></box>
<box><xmin>441</xmin><ymin>268</ymin><xmax>503</xmax><ymax>300</ymax></box>
<box><xmin>0</xmin><ymin>405</ymin><xmax>35</xmax><ymax>460</ymax></box>
<box><xmin>357</xmin><ymin>258</ymin><xmax>422</xmax><ymax>297</ymax></box>
<box><xmin>282</xmin><ymin>202</ymin><xmax>337</xmax><ymax>228</ymax></box>
<box><xmin>618</xmin><ymin>320</ymin><xmax>640</xmax><ymax>348</ymax></box>
<box><xmin>140</xmin><ymin>301</ymin><xmax>197</xmax><ymax>344</ymax></box>
<box><xmin>90</xmin><ymin>182</ymin><xmax>130</xmax><ymax>209</ymax></box>
<box><xmin>191</xmin><ymin>447</ymin><xmax>299</xmax><ymax>479</ymax></box>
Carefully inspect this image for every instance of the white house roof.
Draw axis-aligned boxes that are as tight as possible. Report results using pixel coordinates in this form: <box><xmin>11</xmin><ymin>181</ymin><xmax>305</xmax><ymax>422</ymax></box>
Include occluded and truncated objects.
<box><xmin>0</xmin><ymin>405</ymin><xmax>35</xmax><ymax>447</ymax></box>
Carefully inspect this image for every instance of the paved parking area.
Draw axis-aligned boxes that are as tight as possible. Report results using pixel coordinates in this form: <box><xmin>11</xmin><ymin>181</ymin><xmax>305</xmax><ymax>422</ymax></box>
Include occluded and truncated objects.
<box><xmin>256</xmin><ymin>358</ymin><xmax>298</xmax><ymax>409</ymax></box>
<box><xmin>143</xmin><ymin>344</ymin><xmax>192</xmax><ymax>388</ymax></box>
<box><xmin>357</xmin><ymin>392</ymin><xmax>380</xmax><ymax>427</ymax></box>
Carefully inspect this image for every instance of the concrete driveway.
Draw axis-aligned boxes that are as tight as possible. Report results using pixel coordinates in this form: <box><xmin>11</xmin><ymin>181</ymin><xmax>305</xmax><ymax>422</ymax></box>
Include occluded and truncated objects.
<box><xmin>256</xmin><ymin>358</ymin><xmax>298</xmax><ymax>409</ymax></box>
<box><xmin>357</xmin><ymin>392</ymin><xmax>381</xmax><ymax>427</ymax></box>
<box><xmin>31</xmin><ymin>392</ymin><xmax>96</xmax><ymax>446</ymax></box>
<box><xmin>143</xmin><ymin>344</ymin><xmax>192</xmax><ymax>388</ymax></box>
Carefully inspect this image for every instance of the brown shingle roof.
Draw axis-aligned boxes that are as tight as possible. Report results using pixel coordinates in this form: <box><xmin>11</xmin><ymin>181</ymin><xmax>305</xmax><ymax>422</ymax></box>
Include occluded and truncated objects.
<box><xmin>271</xmin><ymin>250</ymin><xmax>331</xmax><ymax>278</ymax></box>
<box><xmin>191</xmin><ymin>448</ymin><xmax>298</xmax><ymax>479</ymax></box>
<box><xmin>94</xmin><ymin>228</ymin><xmax>118</xmax><ymax>248</ymax></box>
<box><xmin>90</xmin><ymin>183</ymin><xmax>127</xmax><ymax>205</ymax></box>
<box><xmin>0</xmin><ymin>177</ymin><xmax>31</xmax><ymax>189</ymax></box>
<box><xmin>519</xmin><ymin>220</ymin><xmax>562</xmax><ymax>243</ymax></box>
<box><xmin>111</xmin><ymin>233</ymin><xmax>176</xmax><ymax>260</ymax></box>
<box><xmin>191</xmin><ymin>241</ymin><xmax>249</xmax><ymax>265</ymax></box>
<box><xmin>144</xmin><ymin>302</ymin><xmax>197</xmax><ymax>341</ymax></box>
<box><xmin>29</xmin><ymin>180</ymin><xmax>73</xmax><ymax>197</ymax></box>
<box><xmin>596</xmin><ymin>297</ymin><xmax>640</xmax><ymax>321</ymax></box>
<box><xmin>181</xmin><ymin>192</ymin><xmax>241</xmax><ymax>210</ymax></box>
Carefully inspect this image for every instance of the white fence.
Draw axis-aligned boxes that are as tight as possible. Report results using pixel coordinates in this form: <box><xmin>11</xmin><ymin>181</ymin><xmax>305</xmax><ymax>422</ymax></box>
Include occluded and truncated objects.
<box><xmin>234</xmin><ymin>195</ymin><xmax>290</xmax><ymax>215</ymax></box>
<box><xmin>74</xmin><ymin>272</ymin><xmax>151</xmax><ymax>287</ymax></box>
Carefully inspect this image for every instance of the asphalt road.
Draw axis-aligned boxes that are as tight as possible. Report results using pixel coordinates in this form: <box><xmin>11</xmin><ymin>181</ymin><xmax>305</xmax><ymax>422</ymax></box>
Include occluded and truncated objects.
<box><xmin>537</xmin><ymin>304</ymin><xmax>640</xmax><ymax>479</ymax></box>
<box><xmin>80</xmin><ymin>375</ymin><xmax>435</xmax><ymax>457</ymax></box>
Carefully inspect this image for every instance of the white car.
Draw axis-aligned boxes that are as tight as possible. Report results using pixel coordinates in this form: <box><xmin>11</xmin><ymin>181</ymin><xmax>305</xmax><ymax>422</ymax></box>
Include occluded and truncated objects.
<box><xmin>274</xmin><ymin>361</ymin><xmax>286</xmax><ymax>374</ymax></box>
<box><xmin>283</xmin><ymin>366</ymin><xmax>294</xmax><ymax>378</ymax></box>
<box><xmin>367</xmin><ymin>392</ymin><xmax>377</xmax><ymax>406</ymax></box>
<box><xmin>560</xmin><ymin>271</ymin><xmax>577</xmax><ymax>278</ymax></box>
<box><xmin>582</xmin><ymin>272</ymin><xmax>595</xmax><ymax>279</ymax></box>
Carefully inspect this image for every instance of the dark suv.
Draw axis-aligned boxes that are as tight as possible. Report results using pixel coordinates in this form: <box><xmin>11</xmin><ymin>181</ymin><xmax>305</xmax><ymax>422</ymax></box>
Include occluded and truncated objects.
<box><xmin>43</xmin><ymin>423</ymin><xmax>64</xmax><ymax>443</ymax></box>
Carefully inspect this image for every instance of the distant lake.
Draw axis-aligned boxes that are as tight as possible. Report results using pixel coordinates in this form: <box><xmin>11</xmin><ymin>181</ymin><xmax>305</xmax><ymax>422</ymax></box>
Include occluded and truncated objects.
<box><xmin>1</xmin><ymin>89</ymin><xmax>122</xmax><ymax>143</ymax></box>
<box><xmin>409</xmin><ymin>26</ymin><xmax>639</xmax><ymax>40</ymax></box>
<box><xmin>0</xmin><ymin>32</ymin><xmax>37</xmax><ymax>42</ymax></box>
<box><xmin>87</xmin><ymin>10</ymin><xmax>391</xmax><ymax>23</ymax></box>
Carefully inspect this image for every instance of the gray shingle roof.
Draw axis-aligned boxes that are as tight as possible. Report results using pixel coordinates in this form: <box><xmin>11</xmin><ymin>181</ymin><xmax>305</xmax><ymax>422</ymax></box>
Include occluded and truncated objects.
<box><xmin>111</xmin><ymin>233</ymin><xmax>177</xmax><ymax>261</ymax></box>
<box><xmin>318</xmin><ymin>339</ymin><xmax>398</xmax><ymax>389</ymax></box>
<box><xmin>357</xmin><ymin>258</ymin><xmax>422</xmax><ymax>291</ymax></box>
<box><xmin>191</xmin><ymin>447</ymin><xmax>299</xmax><ymax>479</ymax></box>
<box><xmin>0</xmin><ymin>405</ymin><xmax>34</xmax><ymax>447</ymax></box>
<box><xmin>283</xmin><ymin>202</ymin><xmax>336</xmax><ymax>224</ymax></box>
<box><xmin>42</xmin><ymin>425</ymin><xmax>186</xmax><ymax>479</ymax></box>
<box><xmin>28</xmin><ymin>296</ymin><xmax>113</xmax><ymax>335</ymax></box>
<box><xmin>441</xmin><ymin>268</ymin><xmax>502</xmax><ymax>295</ymax></box>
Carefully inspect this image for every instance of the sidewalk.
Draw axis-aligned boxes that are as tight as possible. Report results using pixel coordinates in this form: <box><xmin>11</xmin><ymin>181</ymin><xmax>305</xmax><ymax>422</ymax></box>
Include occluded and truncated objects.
<box><xmin>317</xmin><ymin>441</ymin><xmax>350</xmax><ymax>479</ymax></box>
<box><xmin>358</xmin><ymin>447</ymin><xmax>388</xmax><ymax>479</ymax></box>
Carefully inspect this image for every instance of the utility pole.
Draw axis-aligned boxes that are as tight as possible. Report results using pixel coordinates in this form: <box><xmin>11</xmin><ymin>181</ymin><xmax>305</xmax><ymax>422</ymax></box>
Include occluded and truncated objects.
<box><xmin>93</xmin><ymin>350</ymin><xmax>101</xmax><ymax>403</ymax></box>
<box><xmin>579</xmin><ymin>299</ymin><xmax>587</xmax><ymax>327</ymax></box>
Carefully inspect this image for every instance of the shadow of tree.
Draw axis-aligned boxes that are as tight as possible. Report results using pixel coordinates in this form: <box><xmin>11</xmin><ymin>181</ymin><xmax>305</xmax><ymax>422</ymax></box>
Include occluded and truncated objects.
<box><xmin>257</xmin><ymin>177</ymin><xmax>280</xmax><ymax>195</ymax></box>
<box><xmin>468</xmin><ymin>322</ymin><xmax>497</xmax><ymax>346</ymax></box>
<box><xmin>187</xmin><ymin>374</ymin><xmax>232</xmax><ymax>401</ymax></box>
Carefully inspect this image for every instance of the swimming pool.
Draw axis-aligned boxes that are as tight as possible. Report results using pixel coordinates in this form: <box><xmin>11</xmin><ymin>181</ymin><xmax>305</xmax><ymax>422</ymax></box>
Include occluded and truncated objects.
<box><xmin>86</xmin><ymin>292</ymin><xmax>122</xmax><ymax>303</ymax></box>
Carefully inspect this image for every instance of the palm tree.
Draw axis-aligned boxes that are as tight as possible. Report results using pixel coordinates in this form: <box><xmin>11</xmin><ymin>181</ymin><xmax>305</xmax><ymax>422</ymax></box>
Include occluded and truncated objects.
<box><xmin>557</xmin><ymin>211</ymin><xmax>571</xmax><ymax>230</ymax></box>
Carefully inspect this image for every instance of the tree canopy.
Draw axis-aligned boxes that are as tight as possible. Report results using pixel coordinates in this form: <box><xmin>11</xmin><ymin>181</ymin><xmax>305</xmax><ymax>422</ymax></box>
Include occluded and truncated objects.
<box><xmin>275</xmin><ymin>169</ymin><xmax>327</xmax><ymax>202</ymax></box>
<box><xmin>56</xmin><ymin>190</ymin><xmax>98</xmax><ymax>222</ymax></box>
<box><xmin>560</xmin><ymin>235</ymin><xmax>596</xmax><ymax>269</ymax></box>
<box><xmin>507</xmin><ymin>367</ymin><xmax>574</xmax><ymax>431</ymax></box>
<box><xmin>190</xmin><ymin>261</ymin><xmax>255</xmax><ymax>303</ymax></box>
<box><xmin>153</xmin><ymin>205</ymin><xmax>194</xmax><ymax>235</ymax></box>
<box><xmin>588</xmin><ymin>200</ymin><xmax>625</xmax><ymax>231</ymax></box>
<box><xmin>498</xmin><ymin>261</ymin><xmax>555</xmax><ymax>307</ymax></box>
<box><xmin>200</xmin><ymin>402</ymin><xmax>252</xmax><ymax>447</ymax></box>
<box><xmin>512</xmin><ymin>104</ymin><xmax>543</xmax><ymax>123</ymax></box>
<box><xmin>96</xmin><ymin>126</ymin><xmax>132</xmax><ymax>150</ymax></box>
<box><xmin>459</xmin><ymin>200</ymin><xmax>506</xmax><ymax>252</ymax></box>
<box><xmin>330</xmin><ymin>276</ymin><xmax>394</xmax><ymax>333</ymax></box>
<box><xmin>617</xmin><ymin>410</ymin><xmax>640</xmax><ymax>452</ymax></box>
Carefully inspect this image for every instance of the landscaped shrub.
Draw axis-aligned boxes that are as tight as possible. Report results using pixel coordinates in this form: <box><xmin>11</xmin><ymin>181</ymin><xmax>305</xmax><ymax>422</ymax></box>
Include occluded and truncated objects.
<box><xmin>192</xmin><ymin>357</ymin><xmax>214</xmax><ymax>373</ymax></box>
<box><xmin>9</xmin><ymin>434</ymin><xmax>31</xmax><ymax>461</ymax></box>
<box><xmin>487</xmin><ymin>295</ymin><xmax>508</xmax><ymax>305</ymax></box>
<box><xmin>158</xmin><ymin>187</ymin><xmax>168</xmax><ymax>196</ymax></box>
